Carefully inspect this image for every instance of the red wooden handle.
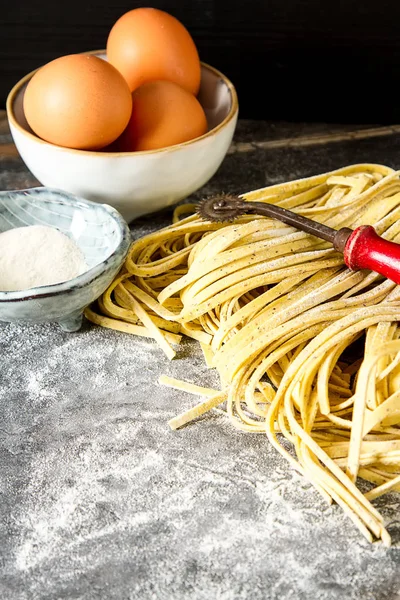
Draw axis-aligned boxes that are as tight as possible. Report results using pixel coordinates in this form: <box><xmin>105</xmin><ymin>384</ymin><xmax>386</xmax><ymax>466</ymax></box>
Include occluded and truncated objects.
<box><xmin>343</xmin><ymin>225</ymin><xmax>400</xmax><ymax>284</ymax></box>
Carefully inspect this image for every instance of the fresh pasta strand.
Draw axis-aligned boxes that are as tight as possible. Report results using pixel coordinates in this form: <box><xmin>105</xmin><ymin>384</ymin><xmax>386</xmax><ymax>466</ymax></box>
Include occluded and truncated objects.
<box><xmin>86</xmin><ymin>163</ymin><xmax>400</xmax><ymax>545</ymax></box>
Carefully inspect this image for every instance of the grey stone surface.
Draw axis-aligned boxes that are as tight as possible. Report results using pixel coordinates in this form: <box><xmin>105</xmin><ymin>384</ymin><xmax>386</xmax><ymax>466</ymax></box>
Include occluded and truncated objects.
<box><xmin>2</xmin><ymin>119</ymin><xmax>400</xmax><ymax>599</ymax></box>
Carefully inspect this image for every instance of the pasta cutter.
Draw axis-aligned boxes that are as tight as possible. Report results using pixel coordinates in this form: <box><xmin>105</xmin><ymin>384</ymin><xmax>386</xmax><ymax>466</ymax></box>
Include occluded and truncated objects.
<box><xmin>197</xmin><ymin>194</ymin><xmax>400</xmax><ymax>285</ymax></box>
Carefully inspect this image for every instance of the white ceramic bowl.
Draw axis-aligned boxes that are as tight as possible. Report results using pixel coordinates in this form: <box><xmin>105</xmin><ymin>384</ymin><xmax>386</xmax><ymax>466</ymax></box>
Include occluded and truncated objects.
<box><xmin>6</xmin><ymin>51</ymin><xmax>238</xmax><ymax>223</ymax></box>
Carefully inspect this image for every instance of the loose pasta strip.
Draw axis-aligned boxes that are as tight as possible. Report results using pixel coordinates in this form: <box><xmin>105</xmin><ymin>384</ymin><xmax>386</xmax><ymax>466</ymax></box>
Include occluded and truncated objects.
<box><xmin>168</xmin><ymin>392</ymin><xmax>227</xmax><ymax>430</ymax></box>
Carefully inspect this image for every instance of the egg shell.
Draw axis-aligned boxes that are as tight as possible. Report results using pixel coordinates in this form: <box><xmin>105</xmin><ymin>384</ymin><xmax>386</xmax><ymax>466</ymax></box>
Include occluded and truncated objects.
<box><xmin>23</xmin><ymin>54</ymin><xmax>133</xmax><ymax>150</ymax></box>
<box><xmin>107</xmin><ymin>7</ymin><xmax>201</xmax><ymax>95</ymax></box>
<box><xmin>117</xmin><ymin>80</ymin><xmax>208</xmax><ymax>152</ymax></box>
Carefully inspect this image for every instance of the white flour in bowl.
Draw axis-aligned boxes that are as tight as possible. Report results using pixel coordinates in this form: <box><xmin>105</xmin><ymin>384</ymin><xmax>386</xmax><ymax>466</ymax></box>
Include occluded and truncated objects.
<box><xmin>0</xmin><ymin>225</ymin><xmax>87</xmax><ymax>292</ymax></box>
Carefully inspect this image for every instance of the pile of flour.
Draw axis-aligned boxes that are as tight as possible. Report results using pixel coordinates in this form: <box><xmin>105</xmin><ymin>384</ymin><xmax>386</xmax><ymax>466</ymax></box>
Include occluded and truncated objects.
<box><xmin>0</xmin><ymin>225</ymin><xmax>88</xmax><ymax>292</ymax></box>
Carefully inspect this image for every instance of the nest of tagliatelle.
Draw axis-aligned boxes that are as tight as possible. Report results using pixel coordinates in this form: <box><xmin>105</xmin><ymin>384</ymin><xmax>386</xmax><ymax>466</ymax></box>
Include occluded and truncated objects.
<box><xmin>87</xmin><ymin>163</ymin><xmax>400</xmax><ymax>546</ymax></box>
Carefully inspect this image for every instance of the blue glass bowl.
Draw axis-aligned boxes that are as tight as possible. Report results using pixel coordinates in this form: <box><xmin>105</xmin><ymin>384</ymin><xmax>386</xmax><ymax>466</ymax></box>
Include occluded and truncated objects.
<box><xmin>0</xmin><ymin>188</ymin><xmax>131</xmax><ymax>331</ymax></box>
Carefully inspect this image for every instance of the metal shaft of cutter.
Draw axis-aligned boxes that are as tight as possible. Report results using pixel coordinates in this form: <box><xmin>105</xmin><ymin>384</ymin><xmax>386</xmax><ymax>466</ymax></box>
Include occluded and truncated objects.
<box><xmin>243</xmin><ymin>201</ymin><xmax>337</xmax><ymax>244</ymax></box>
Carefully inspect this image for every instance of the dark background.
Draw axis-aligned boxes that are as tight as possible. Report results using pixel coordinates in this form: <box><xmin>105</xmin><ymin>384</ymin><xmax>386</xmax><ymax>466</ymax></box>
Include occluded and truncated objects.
<box><xmin>1</xmin><ymin>0</ymin><xmax>400</xmax><ymax>123</ymax></box>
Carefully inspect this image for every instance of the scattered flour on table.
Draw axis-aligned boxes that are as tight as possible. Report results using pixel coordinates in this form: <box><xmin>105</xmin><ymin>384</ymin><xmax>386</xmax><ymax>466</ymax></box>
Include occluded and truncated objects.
<box><xmin>1</xmin><ymin>319</ymin><xmax>400</xmax><ymax>599</ymax></box>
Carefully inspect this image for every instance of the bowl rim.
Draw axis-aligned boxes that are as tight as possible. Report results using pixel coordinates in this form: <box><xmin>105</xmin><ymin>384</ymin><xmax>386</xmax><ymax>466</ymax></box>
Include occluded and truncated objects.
<box><xmin>6</xmin><ymin>51</ymin><xmax>239</xmax><ymax>157</ymax></box>
<box><xmin>0</xmin><ymin>188</ymin><xmax>131</xmax><ymax>302</ymax></box>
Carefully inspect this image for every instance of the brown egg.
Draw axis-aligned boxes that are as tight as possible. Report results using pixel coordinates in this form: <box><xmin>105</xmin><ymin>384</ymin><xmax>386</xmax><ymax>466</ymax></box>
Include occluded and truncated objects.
<box><xmin>23</xmin><ymin>54</ymin><xmax>133</xmax><ymax>150</ymax></box>
<box><xmin>117</xmin><ymin>80</ymin><xmax>208</xmax><ymax>152</ymax></box>
<box><xmin>107</xmin><ymin>8</ymin><xmax>201</xmax><ymax>95</ymax></box>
